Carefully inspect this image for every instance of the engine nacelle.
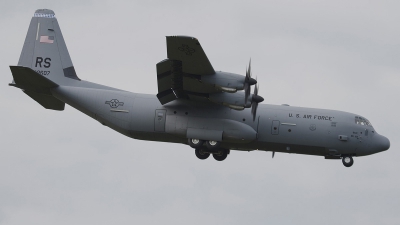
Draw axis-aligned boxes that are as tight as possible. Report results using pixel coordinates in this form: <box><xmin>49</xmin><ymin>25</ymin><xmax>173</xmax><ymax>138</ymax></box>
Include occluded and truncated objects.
<box><xmin>201</xmin><ymin>71</ymin><xmax>246</xmax><ymax>93</ymax></box>
<box><xmin>209</xmin><ymin>92</ymin><xmax>252</xmax><ymax>110</ymax></box>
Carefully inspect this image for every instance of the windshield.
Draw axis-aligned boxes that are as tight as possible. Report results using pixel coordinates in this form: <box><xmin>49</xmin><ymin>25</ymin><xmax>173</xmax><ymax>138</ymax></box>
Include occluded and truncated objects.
<box><xmin>355</xmin><ymin>116</ymin><xmax>372</xmax><ymax>126</ymax></box>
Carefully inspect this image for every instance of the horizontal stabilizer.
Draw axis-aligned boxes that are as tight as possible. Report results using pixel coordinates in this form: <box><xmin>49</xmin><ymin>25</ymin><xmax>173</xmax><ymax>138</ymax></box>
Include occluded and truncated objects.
<box><xmin>9</xmin><ymin>66</ymin><xmax>64</xmax><ymax>111</ymax></box>
<box><xmin>24</xmin><ymin>90</ymin><xmax>65</xmax><ymax>110</ymax></box>
<box><xmin>9</xmin><ymin>66</ymin><xmax>58</xmax><ymax>93</ymax></box>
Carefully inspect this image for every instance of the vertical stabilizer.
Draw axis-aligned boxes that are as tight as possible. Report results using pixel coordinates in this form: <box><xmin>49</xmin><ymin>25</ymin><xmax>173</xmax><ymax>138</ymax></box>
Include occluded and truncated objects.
<box><xmin>18</xmin><ymin>9</ymin><xmax>80</xmax><ymax>84</ymax></box>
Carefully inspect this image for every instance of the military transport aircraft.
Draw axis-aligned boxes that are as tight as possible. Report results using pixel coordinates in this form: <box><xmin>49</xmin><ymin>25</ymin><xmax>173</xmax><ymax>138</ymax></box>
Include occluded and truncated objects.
<box><xmin>9</xmin><ymin>9</ymin><xmax>390</xmax><ymax>167</ymax></box>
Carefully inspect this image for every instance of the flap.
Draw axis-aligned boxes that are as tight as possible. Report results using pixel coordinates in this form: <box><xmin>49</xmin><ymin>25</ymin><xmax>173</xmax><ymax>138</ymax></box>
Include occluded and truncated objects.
<box><xmin>187</xmin><ymin>128</ymin><xmax>223</xmax><ymax>141</ymax></box>
<box><xmin>156</xmin><ymin>59</ymin><xmax>191</xmax><ymax>104</ymax></box>
<box><xmin>167</xmin><ymin>36</ymin><xmax>215</xmax><ymax>76</ymax></box>
<box><xmin>156</xmin><ymin>59</ymin><xmax>177</xmax><ymax>104</ymax></box>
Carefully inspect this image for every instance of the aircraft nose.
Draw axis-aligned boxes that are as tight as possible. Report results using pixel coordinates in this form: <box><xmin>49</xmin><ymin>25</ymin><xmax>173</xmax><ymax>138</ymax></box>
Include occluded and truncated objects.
<box><xmin>381</xmin><ymin>136</ymin><xmax>390</xmax><ymax>151</ymax></box>
<box><xmin>374</xmin><ymin>134</ymin><xmax>390</xmax><ymax>153</ymax></box>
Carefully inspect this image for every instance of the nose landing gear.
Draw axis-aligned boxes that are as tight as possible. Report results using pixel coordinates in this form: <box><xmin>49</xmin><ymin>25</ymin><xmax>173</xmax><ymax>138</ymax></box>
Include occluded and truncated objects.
<box><xmin>342</xmin><ymin>156</ymin><xmax>354</xmax><ymax>167</ymax></box>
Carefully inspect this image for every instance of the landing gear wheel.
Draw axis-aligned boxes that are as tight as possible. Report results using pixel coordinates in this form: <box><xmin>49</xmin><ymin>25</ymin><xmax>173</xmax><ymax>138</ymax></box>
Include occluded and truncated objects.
<box><xmin>195</xmin><ymin>148</ymin><xmax>210</xmax><ymax>160</ymax></box>
<box><xmin>188</xmin><ymin>138</ymin><xmax>204</xmax><ymax>148</ymax></box>
<box><xmin>342</xmin><ymin>156</ymin><xmax>354</xmax><ymax>167</ymax></box>
<box><xmin>213</xmin><ymin>149</ymin><xmax>228</xmax><ymax>161</ymax></box>
<box><xmin>206</xmin><ymin>140</ymin><xmax>221</xmax><ymax>150</ymax></box>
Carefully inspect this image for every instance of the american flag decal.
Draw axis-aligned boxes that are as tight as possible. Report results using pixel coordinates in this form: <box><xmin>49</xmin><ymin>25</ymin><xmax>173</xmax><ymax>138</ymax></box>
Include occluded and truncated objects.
<box><xmin>40</xmin><ymin>36</ymin><xmax>54</xmax><ymax>44</ymax></box>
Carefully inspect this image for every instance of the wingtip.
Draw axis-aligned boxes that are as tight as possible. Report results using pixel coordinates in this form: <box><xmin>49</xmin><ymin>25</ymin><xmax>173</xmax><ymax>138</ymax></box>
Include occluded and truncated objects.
<box><xmin>167</xmin><ymin>35</ymin><xmax>197</xmax><ymax>40</ymax></box>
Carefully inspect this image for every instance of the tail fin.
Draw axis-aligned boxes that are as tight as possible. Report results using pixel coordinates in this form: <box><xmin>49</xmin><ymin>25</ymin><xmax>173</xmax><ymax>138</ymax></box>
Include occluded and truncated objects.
<box><xmin>9</xmin><ymin>9</ymin><xmax>79</xmax><ymax>110</ymax></box>
<box><xmin>17</xmin><ymin>9</ymin><xmax>80</xmax><ymax>84</ymax></box>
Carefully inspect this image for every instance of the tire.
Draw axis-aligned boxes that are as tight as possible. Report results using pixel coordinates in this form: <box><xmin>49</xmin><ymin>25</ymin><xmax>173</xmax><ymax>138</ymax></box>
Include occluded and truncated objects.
<box><xmin>213</xmin><ymin>149</ymin><xmax>228</xmax><ymax>161</ymax></box>
<box><xmin>188</xmin><ymin>138</ymin><xmax>204</xmax><ymax>148</ymax></box>
<box><xmin>342</xmin><ymin>156</ymin><xmax>354</xmax><ymax>167</ymax></box>
<box><xmin>206</xmin><ymin>140</ymin><xmax>221</xmax><ymax>150</ymax></box>
<box><xmin>195</xmin><ymin>148</ymin><xmax>210</xmax><ymax>160</ymax></box>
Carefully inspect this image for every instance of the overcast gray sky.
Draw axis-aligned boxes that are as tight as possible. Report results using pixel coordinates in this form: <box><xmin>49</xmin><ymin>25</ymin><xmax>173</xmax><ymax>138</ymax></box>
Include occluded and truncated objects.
<box><xmin>1</xmin><ymin>0</ymin><xmax>399</xmax><ymax>224</ymax></box>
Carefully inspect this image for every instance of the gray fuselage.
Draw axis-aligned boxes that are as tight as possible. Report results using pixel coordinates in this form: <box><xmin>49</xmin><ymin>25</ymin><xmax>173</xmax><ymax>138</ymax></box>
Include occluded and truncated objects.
<box><xmin>51</xmin><ymin>80</ymin><xmax>390</xmax><ymax>158</ymax></box>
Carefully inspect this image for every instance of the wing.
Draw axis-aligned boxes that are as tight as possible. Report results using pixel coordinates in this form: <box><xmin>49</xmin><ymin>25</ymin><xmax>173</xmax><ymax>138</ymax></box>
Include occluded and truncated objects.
<box><xmin>167</xmin><ymin>36</ymin><xmax>215</xmax><ymax>76</ymax></box>
<box><xmin>156</xmin><ymin>36</ymin><xmax>260</xmax><ymax>110</ymax></box>
<box><xmin>156</xmin><ymin>36</ymin><xmax>218</xmax><ymax>104</ymax></box>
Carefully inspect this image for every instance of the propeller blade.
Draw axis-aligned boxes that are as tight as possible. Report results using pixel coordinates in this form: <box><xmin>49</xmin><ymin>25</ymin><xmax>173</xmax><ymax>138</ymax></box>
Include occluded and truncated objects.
<box><xmin>251</xmin><ymin>81</ymin><xmax>261</xmax><ymax>121</ymax></box>
<box><xmin>244</xmin><ymin>83</ymin><xmax>250</xmax><ymax>102</ymax></box>
<box><xmin>246</xmin><ymin>60</ymin><xmax>257</xmax><ymax>85</ymax></box>
<box><xmin>245</xmin><ymin>60</ymin><xmax>261</xmax><ymax>111</ymax></box>
<box><xmin>247</xmin><ymin>59</ymin><xmax>251</xmax><ymax>79</ymax></box>
<box><xmin>252</xmin><ymin>102</ymin><xmax>258</xmax><ymax>121</ymax></box>
<box><xmin>272</xmin><ymin>151</ymin><xmax>275</xmax><ymax>158</ymax></box>
<box><xmin>244</xmin><ymin>59</ymin><xmax>252</xmax><ymax>104</ymax></box>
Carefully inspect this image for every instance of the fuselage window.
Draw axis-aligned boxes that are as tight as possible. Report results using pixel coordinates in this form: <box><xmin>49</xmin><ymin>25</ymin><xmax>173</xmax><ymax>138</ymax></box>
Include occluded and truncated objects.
<box><xmin>355</xmin><ymin>116</ymin><xmax>372</xmax><ymax>127</ymax></box>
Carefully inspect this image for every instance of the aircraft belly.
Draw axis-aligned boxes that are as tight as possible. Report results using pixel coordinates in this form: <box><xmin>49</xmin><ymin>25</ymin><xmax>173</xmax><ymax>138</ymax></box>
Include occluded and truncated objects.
<box><xmin>130</xmin><ymin>96</ymin><xmax>160</xmax><ymax>133</ymax></box>
<box><xmin>254</xmin><ymin>107</ymin><xmax>340</xmax><ymax>155</ymax></box>
<box><xmin>51</xmin><ymin>87</ymin><xmax>365</xmax><ymax>156</ymax></box>
<box><xmin>252</xmin><ymin>105</ymin><xmax>365</xmax><ymax>156</ymax></box>
<box><xmin>48</xmin><ymin>87</ymin><xmax>372</xmax><ymax>157</ymax></box>
<box><xmin>129</xmin><ymin>131</ymin><xmax>186</xmax><ymax>144</ymax></box>
<box><xmin>52</xmin><ymin>86</ymin><xmax>136</xmax><ymax>136</ymax></box>
<box><xmin>165</xmin><ymin>115</ymin><xmax>188</xmax><ymax>137</ymax></box>
<box><xmin>52</xmin><ymin>86</ymin><xmax>97</xmax><ymax>119</ymax></box>
<box><xmin>230</xmin><ymin>142</ymin><xmax>326</xmax><ymax>156</ymax></box>
<box><xmin>326</xmin><ymin>123</ymin><xmax>355</xmax><ymax>155</ymax></box>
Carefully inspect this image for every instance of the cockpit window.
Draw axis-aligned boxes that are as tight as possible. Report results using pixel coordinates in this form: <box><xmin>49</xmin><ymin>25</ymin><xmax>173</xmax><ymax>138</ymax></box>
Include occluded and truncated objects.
<box><xmin>355</xmin><ymin>116</ymin><xmax>372</xmax><ymax>126</ymax></box>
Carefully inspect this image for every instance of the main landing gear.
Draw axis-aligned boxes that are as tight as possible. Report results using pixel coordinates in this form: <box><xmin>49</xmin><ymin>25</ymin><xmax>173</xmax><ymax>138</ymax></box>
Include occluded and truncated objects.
<box><xmin>195</xmin><ymin>148</ymin><xmax>210</xmax><ymax>160</ymax></box>
<box><xmin>342</xmin><ymin>155</ymin><xmax>354</xmax><ymax>167</ymax></box>
<box><xmin>212</xmin><ymin>149</ymin><xmax>228</xmax><ymax>161</ymax></box>
<box><xmin>189</xmin><ymin>138</ymin><xmax>229</xmax><ymax>161</ymax></box>
<box><xmin>195</xmin><ymin>148</ymin><xmax>229</xmax><ymax>161</ymax></box>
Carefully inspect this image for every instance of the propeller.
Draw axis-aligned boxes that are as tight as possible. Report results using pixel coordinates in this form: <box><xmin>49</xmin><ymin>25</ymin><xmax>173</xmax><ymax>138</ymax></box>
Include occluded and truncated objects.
<box><xmin>272</xmin><ymin>151</ymin><xmax>275</xmax><ymax>158</ymax></box>
<box><xmin>244</xmin><ymin>59</ymin><xmax>257</xmax><ymax>102</ymax></box>
<box><xmin>251</xmin><ymin>79</ymin><xmax>264</xmax><ymax>121</ymax></box>
<box><xmin>242</xmin><ymin>59</ymin><xmax>263</xmax><ymax>119</ymax></box>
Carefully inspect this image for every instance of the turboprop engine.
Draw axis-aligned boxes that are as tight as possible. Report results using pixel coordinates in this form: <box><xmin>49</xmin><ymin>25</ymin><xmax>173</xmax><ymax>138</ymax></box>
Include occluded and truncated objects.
<box><xmin>208</xmin><ymin>91</ymin><xmax>263</xmax><ymax>110</ymax></box>
<box><xmin>206</xmin><ymin>62</ymin><xmax>264</xmax><ymax>120</ymax></box>
<box><xmin>201</xmin><ymin>71</ymin><xmax>257</xmax><ymax>93</ymax></box>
